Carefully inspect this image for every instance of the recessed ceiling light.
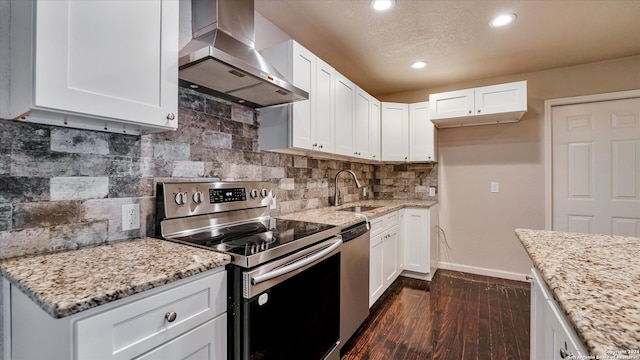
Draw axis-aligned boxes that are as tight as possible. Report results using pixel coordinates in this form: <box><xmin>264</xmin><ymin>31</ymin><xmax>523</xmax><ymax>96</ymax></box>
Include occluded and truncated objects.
<box><xmin>411</xmin><ymin>61</ymin><xmax>428</xmax><ymax>69</ymax></box>
<box><xmin>371</xmin><ymin>0</ymin><xmax>395</xmax><ymax>12</ymax></box>
<box><xmin>490</xmin><ymin>13</ymin><xmax>516</xmax><ymax>27</ymax></box>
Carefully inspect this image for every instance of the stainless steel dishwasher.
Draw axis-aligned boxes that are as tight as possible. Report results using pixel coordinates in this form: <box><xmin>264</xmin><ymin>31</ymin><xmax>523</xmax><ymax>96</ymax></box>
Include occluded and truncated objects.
<box><xmin>340</xmin><ymin>220</ymin><xmax>370</xmax><ymax>348</ymax></box>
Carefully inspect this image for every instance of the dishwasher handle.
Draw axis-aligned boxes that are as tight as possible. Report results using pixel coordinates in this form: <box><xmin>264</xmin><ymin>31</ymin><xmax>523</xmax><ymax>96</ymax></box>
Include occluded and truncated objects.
<box><xmin>251</xmin><ymin>238</ymin><xmax>343</xmax><ymax>286</ymax></box>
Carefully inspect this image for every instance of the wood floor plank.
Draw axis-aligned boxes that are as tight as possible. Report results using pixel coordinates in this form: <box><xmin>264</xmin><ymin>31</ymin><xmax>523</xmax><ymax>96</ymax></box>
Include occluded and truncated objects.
<box><xmin>341</xmin><ymin>271</ymin><xmax>530</xmax><ymax>360</ymax></box>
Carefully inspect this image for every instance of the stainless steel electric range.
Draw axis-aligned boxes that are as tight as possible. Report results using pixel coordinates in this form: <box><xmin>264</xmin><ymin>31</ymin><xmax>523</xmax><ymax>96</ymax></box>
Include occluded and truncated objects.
<box><xmin>156</xmin><ymin>181</ymin><xmax>342</xmax><ymax>360</ymax></box>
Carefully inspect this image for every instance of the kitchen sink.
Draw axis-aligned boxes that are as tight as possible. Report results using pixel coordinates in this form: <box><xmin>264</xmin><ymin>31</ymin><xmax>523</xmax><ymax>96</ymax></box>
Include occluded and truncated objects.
<box><xmin>338</xmin><ymin>206</ymin><xmax>382</xmax><ymax>213</ymax></box>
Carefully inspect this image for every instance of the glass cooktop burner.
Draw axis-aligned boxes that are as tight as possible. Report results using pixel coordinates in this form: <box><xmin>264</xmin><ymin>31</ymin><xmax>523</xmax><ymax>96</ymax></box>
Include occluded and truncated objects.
<box><xmin>172</xmin><ymin>218</ymin><xmax>336</xmax><ymax>258</ymax></box>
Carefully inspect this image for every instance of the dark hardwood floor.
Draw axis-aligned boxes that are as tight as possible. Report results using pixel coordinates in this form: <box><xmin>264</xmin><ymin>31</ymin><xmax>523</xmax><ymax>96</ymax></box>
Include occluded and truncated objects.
<box><xmin>340</xmin><ymin>270</ymin><xmax>530</xmax><ymax>360</ymax></box>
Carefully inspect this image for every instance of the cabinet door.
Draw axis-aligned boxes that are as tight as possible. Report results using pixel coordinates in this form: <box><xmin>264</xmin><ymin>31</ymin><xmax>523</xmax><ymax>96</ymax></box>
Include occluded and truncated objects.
<box><xmin>409</xmin><ymin>102</ymin><xmax>435</xmax><ymax>162</ymax></box>
<box><xmin>291</xmin><ymin>42</ymin><xmax>316</xmax><ymax>150</ymax></box>
<box><xmin>403</xmin><ymin>208</ymin><xmax>430</xmax><ymax>274</ymax></box>
<box><xmin>334</xmin><ymin>72</ymin><xmax>356</xmax><ymax>156</ymax></box>
<box><xmin>355</xmin><ymin>88</ymin><xmax>372</xmax><ymax>159</ymax></box>
<box><xmin>474</xmin><ymin>81</ymin><xmax>527</xmax><ymax>116</ymax></box>
<box><xmin>428</xmin><ymin>88</ymin><xmax>474</xmax><ymax>120</ymax></box>
<box><xmin>370</xmin><ymin>99</ymin><xmax>381</xmax><ymax>161</ymax></box>
<box><xmin>397</xmin><ymin>210</ymin><xmax>405</xmax><ymax>271</ymax></box>
<box><xmin>34</xmin><ymin>0</ymin><xmax>178</xmax><ymax>129</ymax></box>
<box><xmin>382</xmin><ymin>226</ymin><xmax>399</xmax><ymax>286</ymax></box>
<box><xmin>369</xmin><ymin>234</ymin><xmax>384</xmax><ymax>308</ymax></box>
<box><xmin>381</xmin><ymin>102</ymin><xmax>409</xmax><ymax>161</ymax></box>
<box><xmin>545</xmin><ymin>300</ymin><xmax>588</xmax><ymax>359</ymax></box>
<box><xmin>315</xmin><ymin>58</ymin><xmax>335</xmax><ymax>153</ymax></box>
<box><xmin>530</xmin><ymin>271</ymin><xmax>548</xmax><ymax>360</ymax></box>
<box><xmin>136</xmin><ymin>315</ymin><xmax>227</xmax><ymax>360</ymax></box>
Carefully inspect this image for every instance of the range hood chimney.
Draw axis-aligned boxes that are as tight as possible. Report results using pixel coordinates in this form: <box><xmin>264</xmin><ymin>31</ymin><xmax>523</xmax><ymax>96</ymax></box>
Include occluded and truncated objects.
<box><xmin>179</xmin><ymin>0</ymin><xmax>308</xmax><ymax>108</ymax></box>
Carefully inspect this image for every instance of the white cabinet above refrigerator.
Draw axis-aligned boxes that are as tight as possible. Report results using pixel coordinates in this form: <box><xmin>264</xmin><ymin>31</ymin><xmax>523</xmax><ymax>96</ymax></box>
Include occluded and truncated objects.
<box><xmin>429</xmin><ymin>80</ymin><xmax>527</xmax><ymax>128</ymax></box>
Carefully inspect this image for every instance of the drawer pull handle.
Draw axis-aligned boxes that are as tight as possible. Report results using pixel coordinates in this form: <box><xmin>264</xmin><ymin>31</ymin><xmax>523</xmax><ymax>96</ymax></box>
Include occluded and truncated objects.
<box><xmin>165</xmin><ymin>311</ymin><xmax>177</xmax><ymax>323</ymax></box>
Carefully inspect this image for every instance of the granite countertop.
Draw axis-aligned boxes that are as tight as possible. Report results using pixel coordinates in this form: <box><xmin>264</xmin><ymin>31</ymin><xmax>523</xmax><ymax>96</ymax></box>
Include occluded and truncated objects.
<box><xmin>276</xmin><ymin>200</ymin><xmax>437</xmax><ymax>227</ymax></box>
<box><xmin>516</xmin><ymin>228</ymin><xmax>640</xmax><ymax>356</ymax></box>
<box><xmin>0</xmin><ymin>237</ymin><xmax>230</xmax><ymax>319</ymax></box>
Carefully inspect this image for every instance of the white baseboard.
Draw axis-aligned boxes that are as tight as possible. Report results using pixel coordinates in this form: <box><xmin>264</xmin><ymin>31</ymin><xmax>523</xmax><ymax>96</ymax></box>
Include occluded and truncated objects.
<box><xmin>437</xmin><ymin>261</ymin><xmax>529</xmax><ymax>282</ymax></box>
<box><xmin>400</xmin><ymin>270</ymin><xmax>433</xmax><ymax>281</ymax></box>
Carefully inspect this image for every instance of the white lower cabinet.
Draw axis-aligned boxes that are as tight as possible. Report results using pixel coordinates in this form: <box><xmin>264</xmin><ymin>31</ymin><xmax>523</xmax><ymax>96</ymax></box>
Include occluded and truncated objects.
<box><xmin>369</xmin><ymin>211</ymin><xmax>402</xmax><ymax>307</ymax></box>
<box><xmin>530</xmin><ymin>268</ymin><xmax>588</xmax><ymax>359</ymax></box>
<box><xmin>401</xmin><ymin>207</ymin><xmax>438</xmax><ymax>280</ymax></box>
<box><xmin>136</xmin><ymin>316</ymin><xmax>227</xmax><ymax>360</ymax></box>
<box><xmin>6</xmin><ymin>268</ymin><xmax>227</xmax><ymax>360</ymax></box>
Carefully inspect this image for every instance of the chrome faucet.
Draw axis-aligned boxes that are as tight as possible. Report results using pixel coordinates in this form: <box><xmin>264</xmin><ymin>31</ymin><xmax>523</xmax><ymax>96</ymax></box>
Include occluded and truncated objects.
<box><xmin>334</xmin><ymin>169</ymin><xmax>362</xmax><ymax>206</ymax></box>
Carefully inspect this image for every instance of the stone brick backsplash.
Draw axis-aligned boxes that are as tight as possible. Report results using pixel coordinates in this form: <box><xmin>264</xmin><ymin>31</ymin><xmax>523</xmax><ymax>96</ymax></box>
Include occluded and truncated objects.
<box><xmin>0</xmin><ymin>87</ymin><xmax>437</xmax><ymax>259</ymax></box>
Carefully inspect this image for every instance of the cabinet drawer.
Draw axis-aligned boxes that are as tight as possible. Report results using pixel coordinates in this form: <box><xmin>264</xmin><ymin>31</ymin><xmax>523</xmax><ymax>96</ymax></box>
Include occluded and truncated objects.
<box><xmin>75</xmin><ymin>270</ymin><xmax>226</xmax><ymax>360</ymax></box>
<box><xmin>370</xmin><ymin>211</ymin><xmax>398</xmax><ymax>236</ymax></box>
<box><xmin>136</xmin><ymin>314</ymin><xmax>227</xmax><ymax>360</ymax></box>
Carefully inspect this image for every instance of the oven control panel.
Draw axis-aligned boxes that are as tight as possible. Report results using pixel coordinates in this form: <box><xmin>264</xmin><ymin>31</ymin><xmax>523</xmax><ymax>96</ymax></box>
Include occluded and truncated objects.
<box><xmin>158</xmin><ymin>181</ymin><xmax>273</xmax><ymax>219</ymax></box>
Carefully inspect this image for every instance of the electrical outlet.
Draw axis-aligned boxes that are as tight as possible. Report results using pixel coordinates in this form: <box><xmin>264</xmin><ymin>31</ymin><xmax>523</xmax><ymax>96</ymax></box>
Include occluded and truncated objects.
<box><xmin>429</xmin><ymin>186</ymin><xmax>436</xmax><ymax>197</ymax></box>
<box><xmin>122</xmin><ymin>204</ymin><xmax>140</xmax><ymax>231</ymax></box>
<box><xmin>363</xmin><ymin>187</ymin><xmax>368</xmax><ymax>197</ymax></box>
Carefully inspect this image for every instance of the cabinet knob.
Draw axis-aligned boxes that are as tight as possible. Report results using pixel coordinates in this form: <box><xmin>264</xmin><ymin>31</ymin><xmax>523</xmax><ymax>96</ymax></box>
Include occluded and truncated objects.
<box><xmin>526</xmin><ymin>275</ymin><xmax>532</xmax><ymax>281</ymax></box>
<box><xmin>166</xmin><ymin>113</ymin><xmax>176</xmax><ymax>120</ymax></box>
<box><xmin>312</xmin><ymin>143</ymin><xmax>317</xmax><ymax>148</ymax></box>
<box><xmin>319</xmin><ymin>144</ymin><xmax>323</xmax><ymax>149</ymax></box>
<box><xmin>468</xmin><ymin>110</ymin><xmax>472</xmax><ymax>114</ymax></box>
<box><xmin>165</xmin><ymin>311</ymin><xmax>177</xmax><ymax>323</ymax></box>
<box><xmin>477</xmin><ymin>109</ymin><xmax>481</xmax><ymax>113</ymax></box>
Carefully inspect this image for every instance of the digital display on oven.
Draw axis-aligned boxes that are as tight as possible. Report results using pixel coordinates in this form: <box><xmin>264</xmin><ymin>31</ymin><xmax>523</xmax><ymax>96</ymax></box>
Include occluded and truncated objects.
<box><xmin>209</xmin><ymin>188</ymin><xmax>247</xmax><ymax>203</ymax></box>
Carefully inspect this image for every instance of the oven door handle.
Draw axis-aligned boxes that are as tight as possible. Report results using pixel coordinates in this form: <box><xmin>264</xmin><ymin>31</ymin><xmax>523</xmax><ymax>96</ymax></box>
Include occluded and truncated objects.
<box><xmin>251</xmin><ymin>239</ymin><xmax>343</xmax><ymax>285</ymax></box>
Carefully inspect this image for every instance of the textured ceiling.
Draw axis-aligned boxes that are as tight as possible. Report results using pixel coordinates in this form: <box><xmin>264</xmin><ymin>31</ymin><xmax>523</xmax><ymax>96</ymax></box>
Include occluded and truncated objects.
<box><xmin>255</xmin><ymin>0</ymin><xmax>640</xmax><ymax>98</ymax></box>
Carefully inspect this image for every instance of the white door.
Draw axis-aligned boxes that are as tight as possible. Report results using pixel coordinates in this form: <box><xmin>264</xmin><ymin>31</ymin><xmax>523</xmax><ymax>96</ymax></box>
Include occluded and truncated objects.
<box><xmin>552</xmin><ymin>98</ymin><xmax>640</xmax><ymax>236</ymax></box>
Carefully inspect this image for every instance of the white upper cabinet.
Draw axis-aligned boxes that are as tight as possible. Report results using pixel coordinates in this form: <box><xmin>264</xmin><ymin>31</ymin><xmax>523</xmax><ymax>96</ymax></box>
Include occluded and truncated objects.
<box><xmin>334</xmin><ymin>72</ymin><xmax>357</xmax><ymax>157</ymax></box>
<box><xmin>260</xmin><ymin>40</ymin><xmax>381</xmax><ymax>162</ymax></box>
<box><xmin>409</xmin><ymin>102</ymin><xmax>435</xmax><ymax>162</ymax></box>
<box><xmin>1</xmin><ymin>0</ymin><xmax>179</xmax><ymax>135</ymax></box>
<box><xmin>381</xmin><ymin>103</ymin><xmax>409</xmax><ymax>161</ymax></box>
<box><xmin>260</xmin><ymin>40</ymin><xmax>335</xmax><ymax>154</ymax></box>
<box><xmin>382</xmin><ymin>102</ymin><xmax>435</xmax><ymax>162</ymax></box>
<box><xmin>370</xmin><ymin>99</ymin><xmax>381</xmax><ymax>161</ymax></box>
<box><xmin>429</xmin><ymin>80</ymin><xmax>527</xmax><ymax>128</ymax></box>
<box><xmin>354</xmin><ymin>87</ymin><xmax>381</xmax><ymax>160</ymax></box>
<box><xmin>314</xmin><ymin>58</ymin><xmax>336</xmax><ymax>153</ymax></box>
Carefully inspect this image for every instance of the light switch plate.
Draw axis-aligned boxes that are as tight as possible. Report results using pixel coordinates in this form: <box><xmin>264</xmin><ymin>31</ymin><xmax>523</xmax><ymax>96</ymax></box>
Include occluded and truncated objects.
<box><xmin>429</xmin><ymin>187</ymin><xmax>436</xmax><ymax>197</ymax></box>
<box><xmin>491</xmin><ymin>182</ymin><xmax>499</xmax><ymax>193</ymax></box>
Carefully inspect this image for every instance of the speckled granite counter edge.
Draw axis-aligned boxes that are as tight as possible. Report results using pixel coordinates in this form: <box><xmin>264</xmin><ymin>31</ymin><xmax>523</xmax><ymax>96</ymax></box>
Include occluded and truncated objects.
<box><xmin>277</xmin><ymin>200</ymin><xmax>438</xmax><ymax>227</ymax></box>
<box><xmin>0</xmin><ymin>238</ymin><xmax>231</xmax><ymax>318</ymax></box>
<box><xmin>515</xmin><ymin>228</ymin><xmax>640</xmax><ymax>356</ymax></box>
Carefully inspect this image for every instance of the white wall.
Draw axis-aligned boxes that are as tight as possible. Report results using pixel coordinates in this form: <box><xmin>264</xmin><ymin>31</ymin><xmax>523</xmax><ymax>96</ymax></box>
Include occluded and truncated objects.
<box><xmin>380</xmin><ymin>55</ymin><xmax>640</xmax><ymax>280</ymax></box>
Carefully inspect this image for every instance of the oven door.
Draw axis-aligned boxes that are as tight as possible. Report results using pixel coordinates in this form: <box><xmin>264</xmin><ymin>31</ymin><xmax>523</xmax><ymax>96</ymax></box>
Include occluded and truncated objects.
<box><xmin>229</xmin><ymin>237</ymin><xmax>342</xmax><ymax>360</ymax></box>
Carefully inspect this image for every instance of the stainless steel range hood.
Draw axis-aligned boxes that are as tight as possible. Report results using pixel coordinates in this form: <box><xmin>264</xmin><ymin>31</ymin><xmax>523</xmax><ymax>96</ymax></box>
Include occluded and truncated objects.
<box><xmin>179</xmin><ymin>0</ymin><xmax>308</xmax><ymax>108</ymax></box>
